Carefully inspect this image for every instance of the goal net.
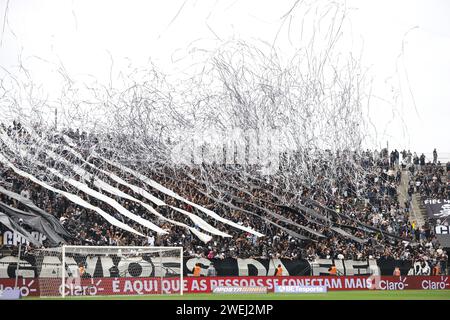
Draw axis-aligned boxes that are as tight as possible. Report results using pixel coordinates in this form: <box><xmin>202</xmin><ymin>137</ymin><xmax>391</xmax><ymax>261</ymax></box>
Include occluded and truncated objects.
<box><xmin>30</xmin><ymin>246</ymin><xmax>183</xmax><ymax>298</ymax></box>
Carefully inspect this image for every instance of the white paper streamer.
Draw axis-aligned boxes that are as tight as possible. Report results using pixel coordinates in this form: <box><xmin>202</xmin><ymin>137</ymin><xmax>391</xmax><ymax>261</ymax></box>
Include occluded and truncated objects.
<box><xmin>97</xmin><ymin>155</ymin><xmax>265</xmax><ymax>237</ymax></box>
<box><xmin>0</xmin><ymin>152</ymin><xmax>145</xmax><ymax>238</ymax></box>
<box><xmin>45</xmin><ymin>147</ymin><xmax>222</xmax><ymax>241</ymax></box>
<box><xmin>46</xmin><ymin>167</ymin><xmax>168</xmax><ymax>234</ymax></box>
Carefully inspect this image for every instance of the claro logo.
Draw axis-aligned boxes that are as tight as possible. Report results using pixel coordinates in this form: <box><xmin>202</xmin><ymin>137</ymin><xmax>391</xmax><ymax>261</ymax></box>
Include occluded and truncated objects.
<box><xmin>59</xmin><ymin>279</ymin><xmax>104</xmax><ymax>296</ymax></box>
<box><xmin>0</xmin><ymin>279</ymin><xmax>37</xmax><ymax>297</ymax></box>
<box><xmin>366</xmin><ymin>276</ymin><xmax>409</xmax><ymax>290</ymax></box>
<box><xmin>421</xmin><ymin>277</ymin><xmax>449</xmax><ymax>290</ymax></box>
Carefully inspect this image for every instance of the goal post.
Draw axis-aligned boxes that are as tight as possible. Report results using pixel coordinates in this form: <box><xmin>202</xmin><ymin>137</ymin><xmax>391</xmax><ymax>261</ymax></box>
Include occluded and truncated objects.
<box><xmin>31</xmin><ymin>246</ymin><xmax>184</xmax><ymax>298</ymax></box>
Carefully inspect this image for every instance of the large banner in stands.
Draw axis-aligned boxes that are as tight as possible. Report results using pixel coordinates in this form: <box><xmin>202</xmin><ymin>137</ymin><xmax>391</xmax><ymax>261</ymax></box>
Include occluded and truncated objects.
<box><xmin>1</xmin><ymin>230</ymin><xmax>47</xmax><ymax>246</ymax></box>
<box><xmin>0</xmin><ymin>276</ymin><xmax>449</xmax><ymax>297</ymax></box>
<box><xmin>0</xmin><ymin>255</ymin><xmax>432</xmax><ymax>279</ymax></box>
<box><xmin>423</xmin><ymin>199</ymin><xmax>450</xmax><ymax>220</ymax></box>
<box><xmin>435</xmin><ymin>225</ymin><xmax>450</xmax><ymax>248</ymax></box>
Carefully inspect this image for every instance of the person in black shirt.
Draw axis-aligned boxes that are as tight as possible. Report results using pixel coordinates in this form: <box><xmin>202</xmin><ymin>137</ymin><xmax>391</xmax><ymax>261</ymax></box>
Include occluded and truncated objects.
<box><xmin>420</xmin><ymin>154</ymin><xmax>426</xmax><ymax>166</ymax></box>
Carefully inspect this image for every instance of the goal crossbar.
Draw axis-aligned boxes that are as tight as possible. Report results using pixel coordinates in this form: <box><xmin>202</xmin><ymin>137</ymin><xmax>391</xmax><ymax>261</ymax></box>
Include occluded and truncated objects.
<box><xmin>32</xmin><ymin>245</ymin><xmax>184</xmax><ymax>298</ymax></box>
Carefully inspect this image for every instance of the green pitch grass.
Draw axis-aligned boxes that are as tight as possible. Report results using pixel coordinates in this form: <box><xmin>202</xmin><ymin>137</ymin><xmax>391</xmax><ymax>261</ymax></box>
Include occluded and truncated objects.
<box><xmin>26</xmin><ymin>290</ymin><xmax>450</xmax><ymax>300</ymax></box>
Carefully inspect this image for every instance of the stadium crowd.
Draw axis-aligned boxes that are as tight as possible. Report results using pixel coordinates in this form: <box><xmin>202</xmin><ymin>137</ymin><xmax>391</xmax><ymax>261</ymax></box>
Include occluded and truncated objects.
<box><xmin>0</xmin><ymin>122</ymin><xmax>448</xmax><ymax>274</ymax></box>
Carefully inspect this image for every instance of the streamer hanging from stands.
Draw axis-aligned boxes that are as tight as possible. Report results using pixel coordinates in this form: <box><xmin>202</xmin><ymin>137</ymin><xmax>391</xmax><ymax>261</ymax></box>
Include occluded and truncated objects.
<box><xmin>0</xmin><ymin>152</ymin><xmax>146</xmax><ymax>238</ymax></box>
<box><xmin>94</xmin><ymin>152</ymin><xmax>264</xmax><ymax>237</ymax></box>
<box><xmin>42</xmin><ymin>146</ymin><xmax>230</xmax><ymax>239</ymax></box>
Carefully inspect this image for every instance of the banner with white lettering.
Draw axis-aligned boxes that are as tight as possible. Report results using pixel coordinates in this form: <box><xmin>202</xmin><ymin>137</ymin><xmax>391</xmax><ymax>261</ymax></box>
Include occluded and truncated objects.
<box><xmin>1</xmin><ymin>230</ymin><xmax>47</xmax><ymax>246</ymax></box>
<box><xmin>0</xmin><ymin>255</ymin><xmax>422</xmax><ymax>279</ymax></box>
<box><xmin>435</xmin><ymin>225</ymin><xmax>450</xmax><ymax>248</ymax></box>
<box><xmin>423</xmin><ymin>199</ymin><xmax>450</xmax><ymax>220</ymax></box>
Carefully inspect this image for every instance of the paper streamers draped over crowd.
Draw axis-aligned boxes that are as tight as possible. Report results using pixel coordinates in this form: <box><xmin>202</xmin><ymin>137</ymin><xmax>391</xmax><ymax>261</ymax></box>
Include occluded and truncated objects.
<box><xmin>1</xmin><ymin>1</ymin><xmax>432</xmax><ymax>263</ymax></box>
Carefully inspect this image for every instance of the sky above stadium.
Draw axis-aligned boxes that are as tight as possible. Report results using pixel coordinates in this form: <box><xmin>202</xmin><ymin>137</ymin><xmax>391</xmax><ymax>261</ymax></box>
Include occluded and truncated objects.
<box><xmin>0</xmin><ymin>0</ymin><xmax>449</xmax><ymax>159</ymax></box>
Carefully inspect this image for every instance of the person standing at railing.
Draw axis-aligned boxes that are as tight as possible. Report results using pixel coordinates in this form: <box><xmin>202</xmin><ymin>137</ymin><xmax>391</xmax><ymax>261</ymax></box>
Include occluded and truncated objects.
<box><xmin>193</xmin><ymin>263</ymin><xmax>202</xmax><ymax>277</ymax></box>
<box><xmin>438</xmin><ymin>250</ymin><xmax>448</xmax><ymax>275</ymax></box>
<box><xmin>413</xmin><ymin>153</ymin><xmax>420</xmax><ymax>171</ymax></box>
<box><xmin>406</xmin><ymin>150</ymin><xmax>412</xmax><ymax>164</ymax></box>
<box><xmin>78</xmin><ymin>263</ymin><xmax>85</xmax><ymax>278</ymax></box>
<box><xmin>274</xmin><ymin>264</ymin><xmax>283</xmax><ymax>276</ymax></box>
<box><xmin>420</xmin><ymin>153</ymin><xmax>426</xmax><ymax>168</ymax></box>
<box><xmin>328</xmin><ymin>264</ymin><xmax>337</xmax><ymax>276</ymax></box>
<box><xmin>432</xmin><ymin>262</ymin><xmax>441</xmax><ymax>275</ymax></box>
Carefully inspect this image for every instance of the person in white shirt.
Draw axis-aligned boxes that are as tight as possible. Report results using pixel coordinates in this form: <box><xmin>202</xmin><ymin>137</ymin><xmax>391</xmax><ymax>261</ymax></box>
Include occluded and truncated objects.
<box><xmin>421</xmin><ymin>262</ymin><xmax>431</xmax><ymax>275</ymax></box>
<box><xmin>20</xmin><ymin>189</ymin><xmax>30</xmax><ymax>199</ymax></box>
<box><xmin>147</xmin><ymin>234</ymin><xmax>155</xmax><ymax>246</ymax></box>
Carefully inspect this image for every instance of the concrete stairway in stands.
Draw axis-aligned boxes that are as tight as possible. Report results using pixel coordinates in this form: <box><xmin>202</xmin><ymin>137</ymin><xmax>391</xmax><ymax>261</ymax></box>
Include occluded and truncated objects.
<box><xmin>411</xmin><ymin>193</ymin><xmax>427</xmax><ymax>227</ymax></box>
<box><xmin>398</xmin><ymin>168</ymin><xmax>426</xmax><ymax>228</ymax></box>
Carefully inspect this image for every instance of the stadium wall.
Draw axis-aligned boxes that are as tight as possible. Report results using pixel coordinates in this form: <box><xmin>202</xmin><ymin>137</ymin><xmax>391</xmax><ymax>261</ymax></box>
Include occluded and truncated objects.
<box><xmin>1</xmin><ymin>276</ymin><xmax>449</xmax><ymax>297</ymax></box>
<box><xmin>0</xmin><ymin>255</ymin><xmax>436</xmax><ymax>278</ymax></box>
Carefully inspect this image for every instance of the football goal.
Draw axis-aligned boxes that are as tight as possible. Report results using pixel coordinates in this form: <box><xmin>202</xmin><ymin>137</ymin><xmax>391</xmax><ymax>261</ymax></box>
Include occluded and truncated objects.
<box><xmin>29</xmin><ymin>246</ymin><xmax>184</xmax><ymax>298</ymax></box>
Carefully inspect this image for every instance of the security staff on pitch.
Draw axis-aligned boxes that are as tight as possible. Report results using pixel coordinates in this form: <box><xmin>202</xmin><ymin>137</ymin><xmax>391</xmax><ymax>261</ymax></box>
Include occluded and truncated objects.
<box><xmin>78</xmin><ymin>263</ymin><xmax>86</xmax><ymax>278</ymax></box>
<box><xmin>274</xmin><ymin>264</ymin><xmax>283</xmax><ymax>276</ymax></box>
<box><xmin>193</xmin><ymin>263</ymin><xmax>202</xmax><ymax>277</ymax></box>
<box><xmin>328</xmin><ymin>264</ymin><xmax>337</xmax><ymax>276</ymax></box>
<box><xmin>432</xmin><ymin>263</ymin><xmax>441</xmax><ymax>275</ymax></box>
